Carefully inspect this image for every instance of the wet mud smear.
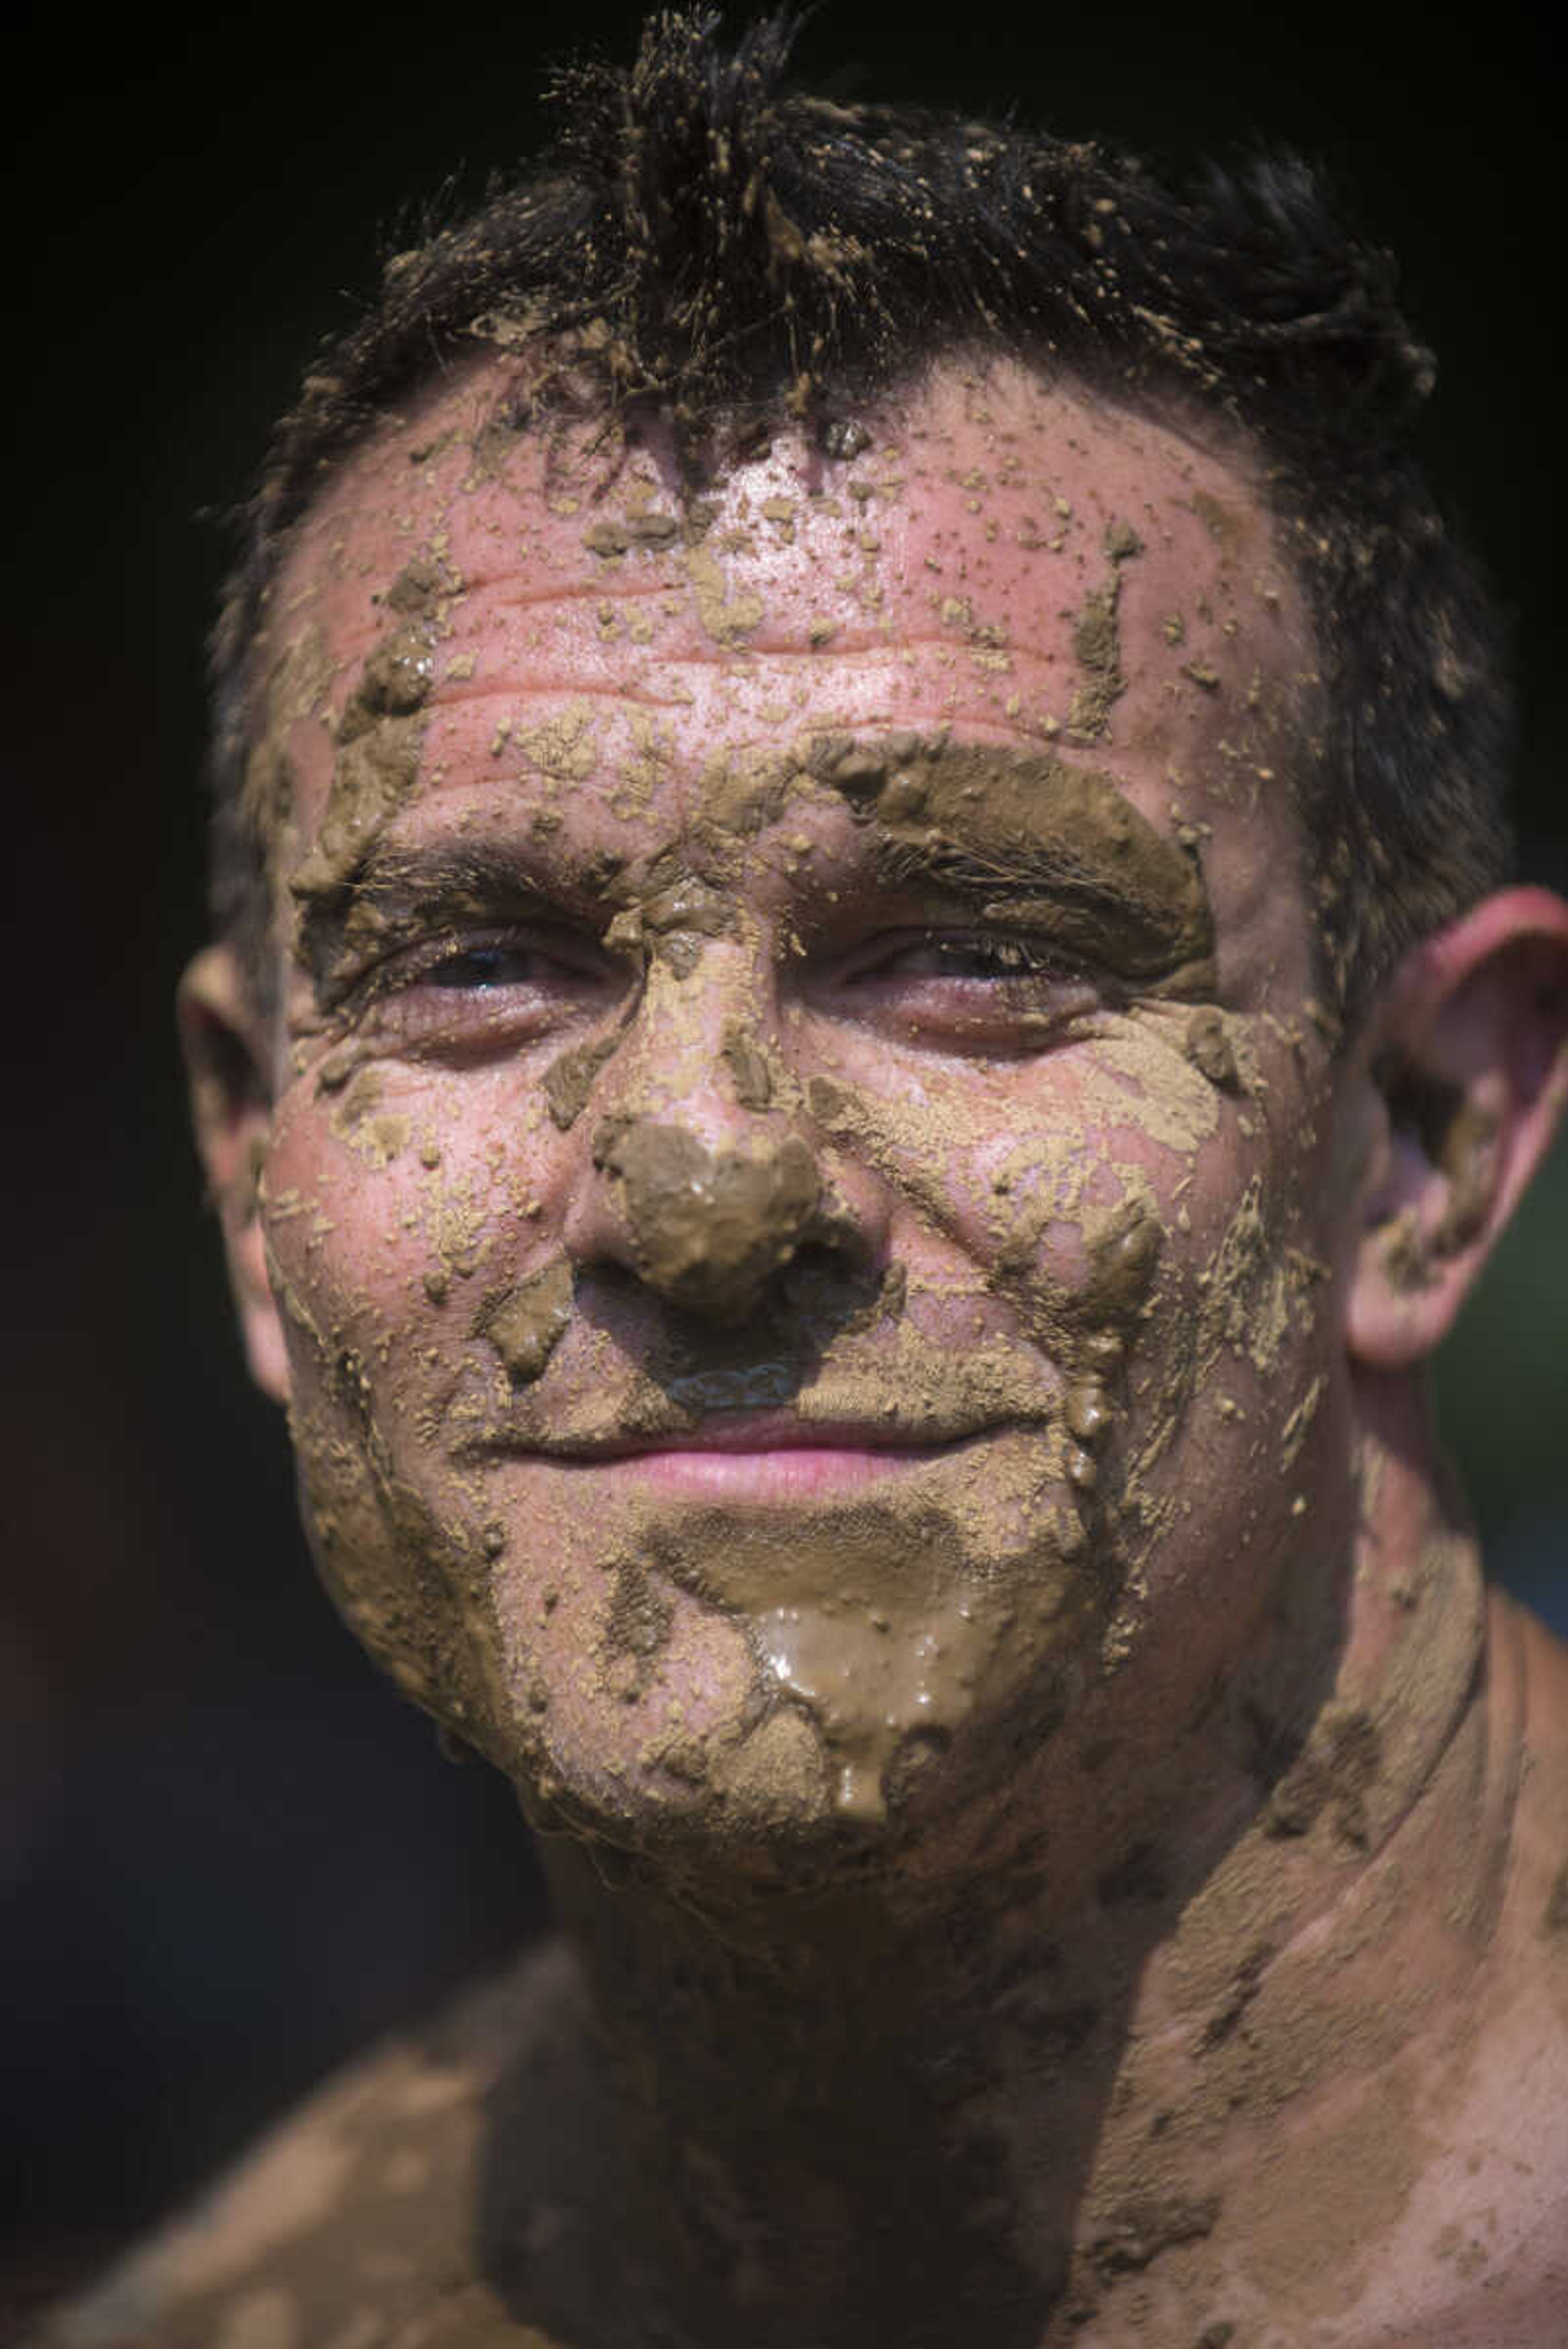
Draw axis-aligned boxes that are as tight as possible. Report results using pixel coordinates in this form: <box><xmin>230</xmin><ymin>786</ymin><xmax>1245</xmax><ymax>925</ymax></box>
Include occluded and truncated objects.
<box><xmin>290</xmin><ymin>623</ymin><xmax>436</xmax><ymax>910</ymax></box>
<box><xmin>758</xmin><ymin>1587</ymin><xmax>1000</xmax><ymax>1822</ymax></box>
<box><xmin>1184</xmin><ymin>1007</ymin><xmax>1241</xmax><ymax>1090</ymax></box>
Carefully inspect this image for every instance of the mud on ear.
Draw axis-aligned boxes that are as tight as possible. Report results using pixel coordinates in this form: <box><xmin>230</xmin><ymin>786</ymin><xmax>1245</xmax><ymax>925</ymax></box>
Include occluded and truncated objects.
<box><xmin>1347</xmin><ymin>888</ymin><xmax>1568</xmax><ymax>1369</ymax></box>
<box><xmin>179</xmin><ymin>944</ymin><xmax>290</xmax><ymax>1404</ymax></box>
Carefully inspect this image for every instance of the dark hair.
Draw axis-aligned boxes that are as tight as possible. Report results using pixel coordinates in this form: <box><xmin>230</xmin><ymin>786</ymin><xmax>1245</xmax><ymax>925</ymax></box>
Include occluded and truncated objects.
<box><xmin>210</xmin><ymin>7</ymin><xmax>1512</xmax><ymax>1020</ymax></box>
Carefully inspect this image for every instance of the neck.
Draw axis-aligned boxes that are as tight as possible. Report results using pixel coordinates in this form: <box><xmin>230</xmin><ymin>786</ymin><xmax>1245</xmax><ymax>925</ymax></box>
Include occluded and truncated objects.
<box><xmin>525</xmin><ymin>1380</ymin><xmax>1501</xmax><ymax>2347</ymax></box>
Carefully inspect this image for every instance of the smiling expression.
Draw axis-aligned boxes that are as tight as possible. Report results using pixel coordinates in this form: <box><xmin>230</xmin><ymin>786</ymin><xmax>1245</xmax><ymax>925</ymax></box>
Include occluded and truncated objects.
<box><xmin>242</xmin><ymin>356</ymin><xmax>1355</xmax><ymax>1854</ymax></box>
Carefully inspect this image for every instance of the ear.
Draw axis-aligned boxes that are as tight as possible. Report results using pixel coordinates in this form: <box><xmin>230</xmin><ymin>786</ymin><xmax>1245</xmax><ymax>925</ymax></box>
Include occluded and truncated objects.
<box><xmin>1347</xmin><ymin>887</ymin><xmax>1568</xmax><ymax>1369</ymax></box>
<box><xmin>179</xmin><ymin>945</ymin><xmax>291</xmax><ymax>1405</ymax></box>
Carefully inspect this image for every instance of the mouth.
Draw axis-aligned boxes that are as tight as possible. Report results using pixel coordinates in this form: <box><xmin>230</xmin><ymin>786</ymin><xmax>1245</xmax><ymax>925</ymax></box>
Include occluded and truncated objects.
<box><xmin>472</xmin><ymin>1410</ymin><xmax>1011</xmax><ymax>1499</ymax></box>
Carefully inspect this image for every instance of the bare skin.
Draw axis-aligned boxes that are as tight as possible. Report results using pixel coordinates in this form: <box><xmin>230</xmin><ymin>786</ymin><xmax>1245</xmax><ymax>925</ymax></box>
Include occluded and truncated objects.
<box><xmin>55</xmin><ymin>360</ymin><xmax>1568</xmax><ymax>2346</ymax></box>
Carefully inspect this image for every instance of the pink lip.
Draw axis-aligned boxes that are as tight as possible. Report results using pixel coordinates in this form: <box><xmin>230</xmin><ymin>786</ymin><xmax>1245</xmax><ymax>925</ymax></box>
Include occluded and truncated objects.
<box><xmin>533</xmin><ymin>1414</ymin><xmax>991</xmax><ymax>1499</ymax></box>
<box><xmin>588</xmin><ymin>1444</ymin><xmax>956</xmax><ymax>1498</ymax></box>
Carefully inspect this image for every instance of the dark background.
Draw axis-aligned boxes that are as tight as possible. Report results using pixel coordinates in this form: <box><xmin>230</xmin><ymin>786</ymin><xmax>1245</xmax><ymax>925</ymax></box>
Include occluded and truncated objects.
<box><xmin>5</xmin><ymin>0</ymin><xmax>1565</xmax><ymax>2322</ymax></box>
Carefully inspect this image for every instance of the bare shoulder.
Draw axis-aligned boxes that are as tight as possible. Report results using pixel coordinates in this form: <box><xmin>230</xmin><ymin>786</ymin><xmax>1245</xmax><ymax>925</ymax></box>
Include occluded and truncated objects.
<box><xmin>36</xmin><ymin>1936</ymin><xmax>599</xmax><ymax>2349</ymax></box>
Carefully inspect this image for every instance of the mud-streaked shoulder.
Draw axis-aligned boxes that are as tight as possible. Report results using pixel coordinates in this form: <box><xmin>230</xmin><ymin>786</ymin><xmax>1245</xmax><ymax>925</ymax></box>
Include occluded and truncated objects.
<box><xmin>34</xmin><ymin>1937</ymin><xmax>591</xmax><ymax>2349</ymax></box>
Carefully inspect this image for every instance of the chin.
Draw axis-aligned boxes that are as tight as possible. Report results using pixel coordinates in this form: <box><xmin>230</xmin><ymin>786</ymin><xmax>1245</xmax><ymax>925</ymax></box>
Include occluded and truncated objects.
<box><xmin>475</xmin><ymin>1619</ymin><xmax>1089</xmax><ymax>1900</ymax></box>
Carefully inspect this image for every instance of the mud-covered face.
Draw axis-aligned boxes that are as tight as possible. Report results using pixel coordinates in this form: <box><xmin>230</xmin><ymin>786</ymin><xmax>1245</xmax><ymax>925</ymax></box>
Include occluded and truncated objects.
<box><xmin>247</xmin><ymin>357</ymin><xmax>1352</xmax><ymax>1858</ymax></box>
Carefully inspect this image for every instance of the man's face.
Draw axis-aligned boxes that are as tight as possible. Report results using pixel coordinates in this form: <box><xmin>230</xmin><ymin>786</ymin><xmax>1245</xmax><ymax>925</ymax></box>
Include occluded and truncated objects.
<box><xmin>245</xmin><ymin>358</ymin><xmax>1351</xmax><ymax>1859</ymax></box>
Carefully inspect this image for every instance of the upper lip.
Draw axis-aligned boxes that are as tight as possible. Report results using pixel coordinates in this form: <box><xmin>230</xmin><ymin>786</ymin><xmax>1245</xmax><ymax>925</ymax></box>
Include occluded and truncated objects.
<box><xmin>465</xmin><ymin>1409</ymin><xmax>1027</xmax><ymax>1461</ymax></box>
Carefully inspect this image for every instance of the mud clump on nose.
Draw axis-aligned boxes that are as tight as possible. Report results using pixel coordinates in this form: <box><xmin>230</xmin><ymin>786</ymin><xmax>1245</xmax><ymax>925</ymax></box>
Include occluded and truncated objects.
<box><xmin>597</xmin><ymin>1120</ymin><xmax>822</xmax><ymax>1320</ymax></box>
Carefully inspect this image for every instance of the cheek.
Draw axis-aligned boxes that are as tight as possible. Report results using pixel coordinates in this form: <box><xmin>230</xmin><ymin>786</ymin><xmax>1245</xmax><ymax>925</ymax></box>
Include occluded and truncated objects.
<box><xmin>258</xmin><ymin>1078</ymin><xmax>555</xmax><ymax>1750</ymax></box>
<box><xmin>262</xmin><ymin>1063</ymin><xmax>552</xmax><ymax>1360</ymax></box>
<box><xmin>851</xmin><ymin>1023</ymin><xmax>1333</xmax><ymax>1484</ymax></box>
<box><xmin>818</xmin><ymin>1041</ymin><xmax>1210</xmax><ymax>1354</ymax></box>
<box><xmin>1102</xmin><ymin>1049</ymin><xmax>1344</xmax><ymax>1584</ymax></box>
<box><xmin>263</xmin><ymin>1090</ymin><xmax>419</xmax><ymax>1367</ymax></box>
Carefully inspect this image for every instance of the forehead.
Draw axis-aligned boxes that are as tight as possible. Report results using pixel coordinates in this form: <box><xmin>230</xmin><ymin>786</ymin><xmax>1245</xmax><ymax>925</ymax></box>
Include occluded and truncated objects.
<box><xmin>263</xmin><ymin>356</ymin><xmax>1317</xmax><ymax>984</ymax></box>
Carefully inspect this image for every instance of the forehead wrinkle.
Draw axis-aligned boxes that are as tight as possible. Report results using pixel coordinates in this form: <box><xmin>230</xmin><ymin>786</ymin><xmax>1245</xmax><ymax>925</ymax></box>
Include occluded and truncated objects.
<box><xmin>472</xmin><ymin>576</ymin><xmax>688</xmax><ymax>617</ymax></box>
<box><xmin>421</xmin><ymin>678</ymin><xmax>700</xmax><ymax>714</ymax></box>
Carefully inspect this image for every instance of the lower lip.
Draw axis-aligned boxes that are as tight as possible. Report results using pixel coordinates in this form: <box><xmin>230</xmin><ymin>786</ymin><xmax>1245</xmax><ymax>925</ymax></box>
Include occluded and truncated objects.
<box><xmin>570</xmin><ymin>1445</ymin><xmax>959</xmax><ymax>1499</ymax></box>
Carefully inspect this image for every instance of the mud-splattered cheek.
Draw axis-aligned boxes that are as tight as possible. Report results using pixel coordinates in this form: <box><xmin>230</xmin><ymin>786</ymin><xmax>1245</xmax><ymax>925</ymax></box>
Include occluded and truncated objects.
<box><xmin>254</xmin><ymin>1069</ymin><xmax>522</xmax><ymax>1747</ymax></box>
<box><xmin>949</xmin><ymin>1012</ymin><xmax>1331</xmax><ymax>1586</ymax></box>
<box><xmin>1082</xmin><ymin>1020</ymin><xmax>1339</xmax><ymax>1625</ymax></box>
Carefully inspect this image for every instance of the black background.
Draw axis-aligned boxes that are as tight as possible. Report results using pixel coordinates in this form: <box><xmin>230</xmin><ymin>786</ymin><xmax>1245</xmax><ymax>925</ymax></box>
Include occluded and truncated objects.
<box><xmin>5</xmin><ymin>0</ymin><xmax>1565</xmax><ymax>2320</ymax></box>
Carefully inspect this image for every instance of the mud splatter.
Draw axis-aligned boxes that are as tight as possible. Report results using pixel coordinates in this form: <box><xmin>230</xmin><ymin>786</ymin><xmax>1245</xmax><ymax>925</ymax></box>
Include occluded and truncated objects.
<box><xmin>1184</xmin><ymin>1007</ymin><xmax>1241</xmax><ymax>1091</ymax></box>
<box><xmin>1088</xmin><ymin>2191</ymin><xmax>1221</xmax><ymax>2280</ymax></box>
<box><xmin>543</xmin><ymin>1034</ymin><xmax>621</xmax><ymax>1132</ymax></box>
<box><xmin>1542</xmin><ymin>1857</ymin><xmax>1568</xmax><ymax>1936</ymax></box>
<box><xmin>481</xmin><ymin>1260</ymin><xmax>575</xmax><ymax>1383</ymax></box>
<box><xmin>1067</xmin><ymin>523</ymin><xmax>1141</xmax><ymax>741</ymax></box>
<box><xmin>721</xmin><ymin>1022</ymin><xmax>774</xmax><ymax>1109</ymax></box>
<box><xmin>1265</xmin><ymin>1702</ymin><xmax>1382</xmax><ymax>1848</ymax></box>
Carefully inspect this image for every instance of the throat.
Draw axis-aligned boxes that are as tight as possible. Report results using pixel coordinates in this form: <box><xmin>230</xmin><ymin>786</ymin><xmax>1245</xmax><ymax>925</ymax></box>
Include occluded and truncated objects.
<box><xmin>536</xmin><ymin>1841</ymin><xmax>1120</xmax><ymax>2348</ymax></box>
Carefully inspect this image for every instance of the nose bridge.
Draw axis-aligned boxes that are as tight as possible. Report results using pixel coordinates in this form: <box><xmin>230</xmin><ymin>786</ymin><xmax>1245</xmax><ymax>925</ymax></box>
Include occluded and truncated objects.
<box><xmin>601</xmin><ymin>916</ymin><xmax>778</xmax><ymax>1143</ymax></box>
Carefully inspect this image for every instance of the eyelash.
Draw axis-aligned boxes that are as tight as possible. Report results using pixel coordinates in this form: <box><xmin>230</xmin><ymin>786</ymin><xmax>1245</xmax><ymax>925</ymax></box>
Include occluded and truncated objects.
<box><xmin>837</xmin><ymin>930</ymin><xmax>1078</xmax><ymax>983</ymax></box>
<box><xmin>419</xmin><ymin>940</ymin><xmax>586</xmax><ymax>990</ymax></box>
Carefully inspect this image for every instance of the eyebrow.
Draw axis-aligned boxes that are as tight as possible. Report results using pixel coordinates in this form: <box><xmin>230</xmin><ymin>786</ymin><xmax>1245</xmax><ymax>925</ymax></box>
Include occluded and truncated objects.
<box><xmin>292</xmin><ymin>839</ymin><xmax>594</xmax><ymax>1000</ymax></box>
<box><xmin>292</xmin><ymin>737</ymin><xmax>1217</xmax><ymax>1000</ymax></box>
<box><xmin>833</xmin><ymin>739</ymin><xmax>1217</xmax><ymax>981</ymax></box>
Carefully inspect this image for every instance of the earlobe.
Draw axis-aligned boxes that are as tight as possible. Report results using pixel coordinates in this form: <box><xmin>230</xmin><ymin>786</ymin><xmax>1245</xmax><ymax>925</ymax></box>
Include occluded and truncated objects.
<box><xmin>1346</xmin><ymin>888</ymin><xmax>1568</xmax><ymax>1369</ymax></box>
<box><xmin>178</xmin><ymin>945</ymin><xmax>291</xmax><ymax>1405</ymax></box>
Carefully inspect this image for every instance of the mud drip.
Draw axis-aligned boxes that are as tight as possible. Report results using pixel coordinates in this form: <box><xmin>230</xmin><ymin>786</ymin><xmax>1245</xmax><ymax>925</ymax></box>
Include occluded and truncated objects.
<box><xmin>760</xmin><ymin>1589</ymin><xmax>1003</xmax><ymax>1822</ymax></box>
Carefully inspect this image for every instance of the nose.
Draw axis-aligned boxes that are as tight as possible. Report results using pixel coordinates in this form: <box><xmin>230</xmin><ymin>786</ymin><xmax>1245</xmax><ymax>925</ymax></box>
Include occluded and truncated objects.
<box><xmin>557</xmin><ymin>942</ymin><xmax>876</xmax><ymax>1323</ymax></box>
<box><xmin>592</xmin><ymin>1117</ymin><xmax>823</xmax><ymax>1322</ymax></box>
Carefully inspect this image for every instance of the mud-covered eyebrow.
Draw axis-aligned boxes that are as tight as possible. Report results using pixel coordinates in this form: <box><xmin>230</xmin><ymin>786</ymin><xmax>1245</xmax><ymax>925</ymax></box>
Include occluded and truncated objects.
<box><xmin>293</xmin><ymin>841</ymin><xmax>584</xmax><ymax>997</ymax></box>
<box><xmin>829</xmin><ymin>740</ymin><xmax>1216</xmax><ymax>981</ymax></box>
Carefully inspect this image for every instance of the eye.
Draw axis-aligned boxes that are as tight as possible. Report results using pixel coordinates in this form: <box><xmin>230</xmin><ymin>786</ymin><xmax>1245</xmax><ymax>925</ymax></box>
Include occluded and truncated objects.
<box><xmin>422</xmin><ymin>942</ymin><xmax>571</xmax><ymax>989</ymax></box>
<box><xmin>824</xmin><ymin>928</ymin><xmax>1101</xmax><ymax>1049</ymax></box>
<box><xmin>873</xmin><ymin>935</ymin><xmax>1058</xmax><ymax>980</ymax></box>
<box><xmin>346</xmin><ymin>922</ymin><xmax>628</xmax><ymax>1058</ymax></box>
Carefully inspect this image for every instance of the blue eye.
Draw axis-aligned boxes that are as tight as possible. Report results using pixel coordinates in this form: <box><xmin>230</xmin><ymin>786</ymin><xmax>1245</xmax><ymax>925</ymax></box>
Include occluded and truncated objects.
<box><xmin>423</xmin><ymin>944</ymin><xmax>543</xmax><ymax>989</ymax></box>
